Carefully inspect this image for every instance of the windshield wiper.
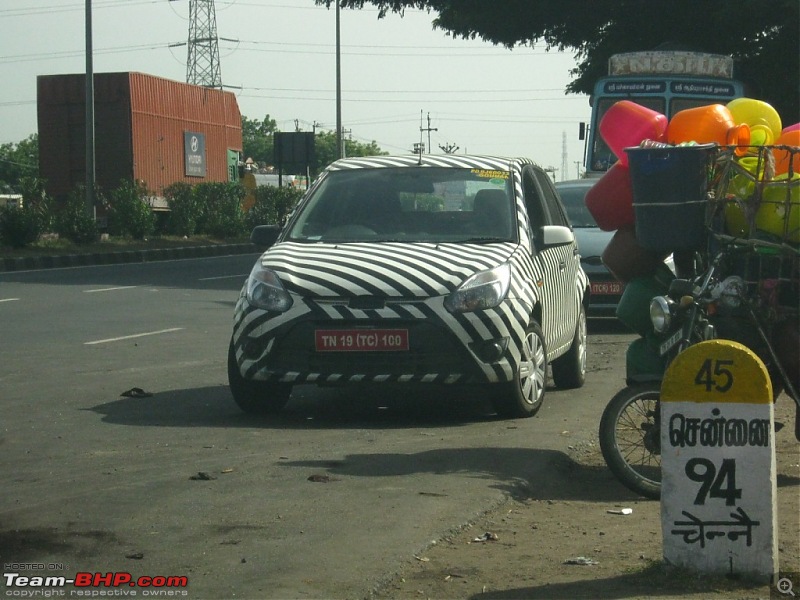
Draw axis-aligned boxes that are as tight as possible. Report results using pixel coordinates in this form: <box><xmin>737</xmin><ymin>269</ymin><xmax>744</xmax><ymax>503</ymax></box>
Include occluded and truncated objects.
<box><xmin>458</xmin><ymin>237</ymin><xmax>511</xmax><ymax>244</ymax></box>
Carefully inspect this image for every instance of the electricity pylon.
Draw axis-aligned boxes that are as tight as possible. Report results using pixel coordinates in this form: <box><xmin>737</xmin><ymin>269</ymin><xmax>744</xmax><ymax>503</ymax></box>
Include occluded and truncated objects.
<box><xmin>187</xmin><ymin>0</ymin><xmax>222</xmax><ymax>89</ymax></box>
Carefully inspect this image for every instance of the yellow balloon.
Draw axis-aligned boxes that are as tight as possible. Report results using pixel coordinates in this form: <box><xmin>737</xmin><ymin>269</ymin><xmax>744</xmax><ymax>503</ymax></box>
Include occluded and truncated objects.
<box><xmin>755</xmin><ymin>174</ymin><xmax>800</xmax><ymax>242</ymax></box>
<box><xmin>727</xmin><ymin>98</ymin><xmax>782</xmax><ymax>147</ymax></box>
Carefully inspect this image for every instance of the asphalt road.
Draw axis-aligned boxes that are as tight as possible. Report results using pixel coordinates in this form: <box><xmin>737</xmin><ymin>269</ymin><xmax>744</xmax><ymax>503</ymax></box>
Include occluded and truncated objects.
<box><xmin>0</xmin><ymin>255</ymin><xmax>636</xmax><ymax>599</ymax></box>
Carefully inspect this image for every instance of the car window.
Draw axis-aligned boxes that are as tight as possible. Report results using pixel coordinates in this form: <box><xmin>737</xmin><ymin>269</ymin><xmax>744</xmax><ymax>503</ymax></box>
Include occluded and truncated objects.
<box><xmin>556</xmin><ymin>185</ymin><xmax>598</xmax><ymax>228</ymax></box>
<box><xmin>286</xmin><ymin>167</ymin><xmax>518</xmax><ymax>243</ymax></box>
<box><xmin>522</xmin><ymin>167</ymin><xmax>549</xmax><ymax>228</ymax></box>
<box><xmin>534</xmin><ymin>170</ymin><xmax>569</xmax><ymax>228</ymax></box>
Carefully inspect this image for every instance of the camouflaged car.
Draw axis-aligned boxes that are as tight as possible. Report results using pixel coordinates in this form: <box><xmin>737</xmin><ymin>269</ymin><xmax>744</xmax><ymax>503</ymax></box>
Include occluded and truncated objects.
<box><xmin>229</xmin><ymin>154</ymin><xmax>589</xmax><ymax>418</ymax></box>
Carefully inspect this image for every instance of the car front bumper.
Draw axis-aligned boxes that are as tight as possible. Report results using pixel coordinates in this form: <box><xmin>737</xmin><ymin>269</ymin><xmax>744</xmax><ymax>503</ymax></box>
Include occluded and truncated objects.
<box><xmin>231</xmin><ymin>290</ymin><xmax>532</xmax><ymax>385</ymax></box>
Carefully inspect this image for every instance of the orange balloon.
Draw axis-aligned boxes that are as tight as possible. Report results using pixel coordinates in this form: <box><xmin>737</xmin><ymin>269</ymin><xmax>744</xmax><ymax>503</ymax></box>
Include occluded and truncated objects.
<box><xmin>774</xmin><ymin>130</ymin><xmax>800</xmax><ymax>176</ymax></box>
<box><xmin>667</xmin><ymin>104</ymin><xmax>750</xmax><ymax>151</ymax></box>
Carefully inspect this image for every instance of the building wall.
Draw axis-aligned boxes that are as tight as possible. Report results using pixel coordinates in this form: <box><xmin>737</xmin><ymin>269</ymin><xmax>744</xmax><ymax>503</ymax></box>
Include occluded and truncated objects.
<box><xmin>37</xmin><ymin>72</ymin><xmax>243</xmax><ymax>202</ymax></box>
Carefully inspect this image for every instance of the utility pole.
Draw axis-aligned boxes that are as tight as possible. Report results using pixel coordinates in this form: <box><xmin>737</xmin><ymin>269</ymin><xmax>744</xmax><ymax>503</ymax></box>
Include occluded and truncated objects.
<box><xmin>335</xmin><ymin>1</ymin><xmax>343</xmax><ymax>159</ymax></box>
<box><xmin>439</xmin><ymin>142</ymin><xmax>459</xmax><ymax>154</ymax></box>
<box><xmin>84</xmin><ymin>0</ymin><xmax>95</xmax><ymax>217</ymax></box>
<box><xmin>561</xmin><ymin>131</ymin><xmax>568</xmax><ymax>183</ymax></box>
<box><xmin>420</xmin><ymin>111</ymin><xmax>437</xmax><ymax>154</ymax></box>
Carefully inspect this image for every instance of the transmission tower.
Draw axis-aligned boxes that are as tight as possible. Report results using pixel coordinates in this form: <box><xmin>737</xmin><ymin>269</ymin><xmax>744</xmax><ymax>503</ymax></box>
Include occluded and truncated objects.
<box><xmin>187</xmin><ymin>0</ymin><xmax>222</xmax><ymax>88</ymax></box>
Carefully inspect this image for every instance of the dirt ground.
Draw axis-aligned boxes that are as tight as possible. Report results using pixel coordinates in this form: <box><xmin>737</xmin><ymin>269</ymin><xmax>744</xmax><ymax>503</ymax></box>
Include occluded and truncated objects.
<box><xmin>371</xmin><ymin>397</ymin><xmax>800</xmax><ymax>600</ymax></box>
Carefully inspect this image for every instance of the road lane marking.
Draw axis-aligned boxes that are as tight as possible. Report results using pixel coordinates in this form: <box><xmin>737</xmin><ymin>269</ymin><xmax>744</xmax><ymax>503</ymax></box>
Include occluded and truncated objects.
<box><xmin>84</xmin><ymin>285</ymin><xmax>141</xmax><ymax>293</ymax></box>
<box><xmin>85</xmin><ymin>327</ymin><xmax>184</xmax><ymax>345</ymax></box>
<box><xmin>0</xmin><ymin>298</ymin><xmax>20</xmax><ymax>303</ymax></box>
<box><xmin>198</xmin><ymin>274</ymin><xmax>249</xmax><ymax>281</ymax></box>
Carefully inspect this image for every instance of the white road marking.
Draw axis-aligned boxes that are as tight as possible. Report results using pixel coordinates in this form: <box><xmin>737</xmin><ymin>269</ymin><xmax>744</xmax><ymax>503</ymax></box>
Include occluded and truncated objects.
<box><xmin>198</xmin><ymin>274</ymin><xmax>249</xmax><ymax>281</ymax></box>
<box><xmin>85</xmin><ymin>327</ymin><xmax>184</xmax><ymax>345</ymax></box>
<box><xmin>83</xmin><ymin>285</ymin><xmax>141</xmax><ymax>293</ymax></box>
<box><xmin>0</xmin><ymin>298</ymin><xmax>20</xmax><ymax>303</ymax></box>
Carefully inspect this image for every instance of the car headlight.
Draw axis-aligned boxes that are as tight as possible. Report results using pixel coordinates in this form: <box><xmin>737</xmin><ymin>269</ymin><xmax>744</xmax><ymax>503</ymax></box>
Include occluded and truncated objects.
<box><xmin>445</xmin><ymin>263</ymin><xmax>511</xmax><ymax>313</ymax></box>
<box><xmin>649</xmin><ymin>295</ymin><xmax>673</xmax><ymax>333</ymax></box>
<box><xmin>246</xmin><ymin>262</ymin><xmax>293</xmax><ymax>312</ymax></box>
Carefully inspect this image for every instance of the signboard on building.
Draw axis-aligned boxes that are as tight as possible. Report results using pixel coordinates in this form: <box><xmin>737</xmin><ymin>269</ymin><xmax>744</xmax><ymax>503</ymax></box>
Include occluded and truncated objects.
<box><xmin>184</xmin><ymin>131</ymin><xmax>207</xmax><ymax>177</ymax></box>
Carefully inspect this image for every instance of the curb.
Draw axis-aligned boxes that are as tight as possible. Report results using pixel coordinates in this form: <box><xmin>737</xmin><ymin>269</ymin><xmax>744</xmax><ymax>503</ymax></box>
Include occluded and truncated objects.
<box><xmin>0</xmin><ymin>243</ymin><xmax>259</xmax><ymax>273</ymax></box>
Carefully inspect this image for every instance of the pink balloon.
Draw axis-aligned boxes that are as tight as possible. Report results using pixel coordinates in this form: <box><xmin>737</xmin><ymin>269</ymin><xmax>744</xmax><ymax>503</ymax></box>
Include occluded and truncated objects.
<box><xmin>782</xmin><ymin>122</ymin><xmax>800</xmax><ymax>135</ymax></box>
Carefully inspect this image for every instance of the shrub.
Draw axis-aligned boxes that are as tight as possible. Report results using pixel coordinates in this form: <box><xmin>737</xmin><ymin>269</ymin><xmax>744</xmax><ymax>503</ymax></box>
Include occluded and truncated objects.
<box><xmin>0</xmin><ymin>205</ymin><xmax>43</xmax><ymax>248</ymax></box>
<box><xmin>55</xmin><ymin>186</ymin><xmax>99</xmax><ymax>245</ymax></box>
<box><xmin>163</xmin><ymin>182</ymin><xmax>199</xmax><ymax>236</ymax></box>
<box><xmin>195</xmin><ymin>182</ymin><xmax>247</xmax><ymax>239</ymax></box>
<box><xmin>105</xmin><ymin>179</ymin><xmax>155</xmax><ymax>240</ymax></box>
<box><xmin>245</xmin><ymin>185</ymin><xmax>303</xmax><ymax>232</ymax></box>
<box><xmin>0</xmin><ymin>177</ymin><xmax>51</xmax><ymax>248</ymax></box>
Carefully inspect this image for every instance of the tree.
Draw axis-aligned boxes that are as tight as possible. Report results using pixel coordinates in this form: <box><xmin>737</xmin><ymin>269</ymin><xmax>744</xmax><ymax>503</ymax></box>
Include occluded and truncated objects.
<box><xmin>241</xmin><ymin>114</ymin><xmax>279</xmax><ymax>166</ymax></box>
<box><xmin>0</xmin><ymin>134</ymin><xmax>39</xmax><ymax>193</ymax></box>
<box><xmin>317</xmin><ymin>0</ymin><xmax>799</xmax><ymax>123</ymax></box>
<box><xmin>313</xmin><ymin>130</ymin><xmax>387</xmax><ymax>172</ymax></box>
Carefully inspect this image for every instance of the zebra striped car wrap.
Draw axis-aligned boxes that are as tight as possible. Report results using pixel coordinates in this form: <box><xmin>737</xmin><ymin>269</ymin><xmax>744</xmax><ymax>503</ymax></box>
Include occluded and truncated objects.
<box><xmin>231</xmin><ymin>154</ymin><xmax>586</xmax><ymax>386</ymax></box>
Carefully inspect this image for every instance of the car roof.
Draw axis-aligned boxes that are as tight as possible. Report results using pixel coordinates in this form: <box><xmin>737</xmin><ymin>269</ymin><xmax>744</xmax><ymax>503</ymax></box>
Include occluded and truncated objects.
<box><xmin>325</xmin><ymin>154</ymin><xmax>538</xmax><ymax>172</ymax></box>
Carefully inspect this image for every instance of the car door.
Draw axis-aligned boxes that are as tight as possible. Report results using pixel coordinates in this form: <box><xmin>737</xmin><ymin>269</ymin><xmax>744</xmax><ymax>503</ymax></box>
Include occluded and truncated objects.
<box><xmin>521</xmin><ymin>166</ymin><xmax>578</xmax><ymax>355</ymax></box>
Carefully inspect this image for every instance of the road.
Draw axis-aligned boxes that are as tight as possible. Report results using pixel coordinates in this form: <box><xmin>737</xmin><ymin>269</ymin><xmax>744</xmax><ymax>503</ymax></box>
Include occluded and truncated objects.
<box><xmin>0</xmin><ymin>255</ymin><xmax>636</xmax><ymax>599</ymax></box>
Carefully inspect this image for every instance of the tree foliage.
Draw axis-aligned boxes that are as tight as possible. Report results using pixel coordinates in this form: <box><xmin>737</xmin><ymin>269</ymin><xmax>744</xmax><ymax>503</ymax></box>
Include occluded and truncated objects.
<box><xmin>240</xmin><ymin>116</ymin><xmax>387</xmax><ymax>174</ymax></box>
<box><xmin>313</xmin><ymin>130</ymin><xmax>387</xmax><ymax>170</ymax></box>
<box><xmin>241</xmin><ymin>114</ymin><xmax>279</xmax><ymax>166</ymax></box>
<box><xmin>318</xmin><ymin>0</ymin><xmax>799</xmax><ymax>122</ymax></box>
<box><xmin>0</xmin><ymin>134</ymin><xmax>39</xmax><ymax>193</ymax></box>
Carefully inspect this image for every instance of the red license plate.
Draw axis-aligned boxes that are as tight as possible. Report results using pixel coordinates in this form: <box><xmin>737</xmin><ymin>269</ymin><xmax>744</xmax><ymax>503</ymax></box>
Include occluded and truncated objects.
<box><xmin>591</xmin><ymin>281</ymin><xmax>624</xmax><ymax>295</ymax></box>
<box><xmin>315</xmin><ymin>329</ymin><xmax>409</xmax><ymax>352</ymax></box>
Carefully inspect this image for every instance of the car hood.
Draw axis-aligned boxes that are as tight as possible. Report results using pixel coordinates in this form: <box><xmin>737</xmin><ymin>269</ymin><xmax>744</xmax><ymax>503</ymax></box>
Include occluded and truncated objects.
<box><xmin>574</xmin><ymin>228</ymin><xmax>613</xmax><ymax>261</ymax></box>
<box><xmin>260</xmin><ymin>241</ymin><xmax>518</xmax><ymax>298</ymax></box>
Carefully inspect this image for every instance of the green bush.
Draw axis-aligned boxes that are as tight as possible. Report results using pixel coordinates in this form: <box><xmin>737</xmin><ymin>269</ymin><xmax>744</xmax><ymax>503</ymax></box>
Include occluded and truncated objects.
<box><xmin>195</xmin><ymin>182</ymin><xmax>247</xmax><ymax>239</ymax></box>
<box><xmin>245</xmin><ymin>185</ymin><xmax>303</xmax><ymax>231</ymax></box>
<box><xmin>105</xmin><ymin>179</ymin><xmax>155</xmax><ymax>240</ymax></box>
<box><xmin>0</xmin><ymin>178</ymin><xmax>51</xmax><ymax>248</ymax></box>
<box><xmin>0</xmin><ymin>205</ymin><xmax>43</xmax><ymax>248</ymax></box>
<box><xmin>55</xmin><ymin>186</ymin><xmax>99</xmax><ymax>245</ymax></box>
<box><xmin>163</xmin><ymin>182</ymin><xmax>199</xmax><ymax>236</ymax></box>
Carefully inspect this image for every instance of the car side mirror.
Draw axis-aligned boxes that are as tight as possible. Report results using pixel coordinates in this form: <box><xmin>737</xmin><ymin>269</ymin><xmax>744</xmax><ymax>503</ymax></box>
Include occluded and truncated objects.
<box><xmin>541</xmin><ymin>225</ymin><xmax>575</xmax><ymax>247</ymax></box>
<box><xmin>250</xmin><ymin>224</ymin><xmax>282</xmax><ymax>249</ymax></box>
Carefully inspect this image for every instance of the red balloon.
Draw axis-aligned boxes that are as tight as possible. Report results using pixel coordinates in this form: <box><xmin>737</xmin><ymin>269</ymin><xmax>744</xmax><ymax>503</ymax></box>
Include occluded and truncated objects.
<box><xmin>585</xmin><ymin>163</ymin><xmax>635</xmax><ymax>231</ymax></box>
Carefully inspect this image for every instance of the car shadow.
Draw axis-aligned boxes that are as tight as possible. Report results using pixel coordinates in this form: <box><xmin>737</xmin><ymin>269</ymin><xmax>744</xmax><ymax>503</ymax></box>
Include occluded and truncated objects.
<box><xmin>86</xmin><ymin>383</ymin><xmax>670</xmax><ymax>503</ymax></box>
<box><xmin>87</xmin><ymin>383</ymin><xmax>504</xmax><ymax>430</ymax></box>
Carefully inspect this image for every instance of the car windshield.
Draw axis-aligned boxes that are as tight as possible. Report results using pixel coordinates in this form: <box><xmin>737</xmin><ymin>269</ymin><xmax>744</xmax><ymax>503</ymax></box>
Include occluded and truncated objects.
<box><xmin>286</xmin><ymin>167</ymin><xmax>517</xmax><ymax>243</ymax></box>
<box><xmin>557</xmin><ymin>185</ymin><xmax>598</xmax><ymax>228</ymax></box>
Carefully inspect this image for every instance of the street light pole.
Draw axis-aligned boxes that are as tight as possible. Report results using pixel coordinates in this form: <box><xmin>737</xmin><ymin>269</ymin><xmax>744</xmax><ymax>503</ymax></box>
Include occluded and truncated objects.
<box><xmin>335</xmin><ymin>1</ymin><xmax>342</xmax><ymax>160</ymax></box>
<box><xmin>85</xmin><ymin>0</ymin><xmax>96</xmax><ymax>216</ymax></box>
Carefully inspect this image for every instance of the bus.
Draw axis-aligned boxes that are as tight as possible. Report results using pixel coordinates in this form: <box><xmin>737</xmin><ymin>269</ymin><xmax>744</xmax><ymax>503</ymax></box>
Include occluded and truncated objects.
<box><xmin>582</xmin><ymin>51</ymin><xmax>745</xmax><ymax>177</ymax></box>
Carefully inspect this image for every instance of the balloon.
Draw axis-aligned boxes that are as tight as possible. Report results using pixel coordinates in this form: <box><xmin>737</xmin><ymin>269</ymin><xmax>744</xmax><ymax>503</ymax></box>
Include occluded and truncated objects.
<box><xmin>774</xmin><ymin>129</ymin><xmax>800</xmax><ymax>177</ymax></box>
<box><xmin>667</xmin><ymin>104</ymin><xmax>750</xmax><ymax>152</ymax></box>
<box><xmin>599</xmin><ymin>100</ymin><xmax>668</xmax><ymax>166</ymax></box>
<box><xmin>584</xmin><ymin>163</ymin><xmax>635</xmax><ymax>231</ymax></box>
<box><xmin>727</xmin><ymin>98</ymin><xmax>782</xmax><ymax>146</ymax></box>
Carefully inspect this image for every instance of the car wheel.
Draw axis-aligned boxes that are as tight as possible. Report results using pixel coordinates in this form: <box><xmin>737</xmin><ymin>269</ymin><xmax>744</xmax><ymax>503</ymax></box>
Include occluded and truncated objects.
<box><xmin>551</xmin><ymin>304</ymin><xmax>587</xmax><ymax>389</ymax></box>
<box><xmin>227</xmin><ymin>339</ymin><xmax>291</xmax><ymax>414</ymax></box>
<box><xmin>492</xmin><ymin>320</ymin><xmax>547</xmax><ymax>418</ymax></box>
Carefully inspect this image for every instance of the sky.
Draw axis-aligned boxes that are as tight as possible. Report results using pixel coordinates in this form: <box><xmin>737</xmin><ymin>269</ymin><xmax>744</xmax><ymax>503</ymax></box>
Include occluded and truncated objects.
<box><xmin>1</xmin><ymin>0</ymin><xmax>592</xmax><ymax>180</ymax></box>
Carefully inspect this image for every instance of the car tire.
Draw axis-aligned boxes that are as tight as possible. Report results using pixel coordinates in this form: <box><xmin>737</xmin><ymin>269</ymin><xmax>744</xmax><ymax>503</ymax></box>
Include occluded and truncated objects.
<box><xmin>227</xmin><ymin>339</ymin><xmax>292</xmax><ymax>414</ymax></box>
<box><xmin>492</xmin><ymin>320</ymin><xmax>547</xmax><ymax>418</ymax></box>
<box><xmin>551</xmin><ymin>304</ymin><xmax>587</xmax><ymax>389</ymax></box>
